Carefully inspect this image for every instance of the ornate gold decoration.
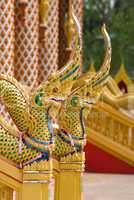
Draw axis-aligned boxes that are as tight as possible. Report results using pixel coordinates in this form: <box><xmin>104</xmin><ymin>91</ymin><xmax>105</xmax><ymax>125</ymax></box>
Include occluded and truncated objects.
<box><xmin>64</xmin><ymin>3</ymin><xmax>77</xmax><ymax>50</ymax></box>
<box><xmin>39</xmin><ymin>0</ymin><xmax>49</xmax><ymax>26</ymax></box>
<box><xmin>0</xmin><ymin>14</ymin><xmax>112</xmax><ymax>169</ymax></box>
<box><xmin>60</xmin><ymin>152</ymin><xmax>85</xmax><ymax>163</ymax></box>
<box><xmin>2</xmin><ymin>7</ymin><xmax>133</xmax><ymax>199</ymax></box>
<box><xmin>86</xmin><ymin>101</ymin><xmax>134</xmax><ymax>166</ymax></box>
<box><xmin>38</xmin><ymin>0</ymin><xmax>59</xmax><ymax>82</ymax></box>
<box><xmin>115</xmin><ymin>63</ymin><xmax>132</xmax><ymax>87</ymax></box>
<box><xmin>23</xmin><ymin>160</ymin><xmax>53</xmax><ymax>183</ymax></box>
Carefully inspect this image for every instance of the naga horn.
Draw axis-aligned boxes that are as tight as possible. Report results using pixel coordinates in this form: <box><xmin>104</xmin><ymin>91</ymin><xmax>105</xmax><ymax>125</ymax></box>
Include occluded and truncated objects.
<box><xmin>70</xmin><ymin>24</ymin><xmax>112</xmax><ymax>96</ymax></box>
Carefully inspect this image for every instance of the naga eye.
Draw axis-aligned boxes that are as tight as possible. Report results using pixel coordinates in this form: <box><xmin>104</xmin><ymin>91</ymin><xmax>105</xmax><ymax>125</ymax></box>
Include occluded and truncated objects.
<box><xmin>35</xmin><ymin>91</ymin><xmax>44</xmax><ymax>106</ymax></box>
<box><xmin>71</xmin><ymin>96</ymin><xmax>78</xmax><ymax>107</ymax></box>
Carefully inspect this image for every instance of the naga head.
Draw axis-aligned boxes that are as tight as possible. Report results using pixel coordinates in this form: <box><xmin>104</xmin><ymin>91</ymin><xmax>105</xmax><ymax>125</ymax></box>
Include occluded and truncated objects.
<box><xmin>31</xmin><ymin>24</ymin><xmax>111</xmax><ymax>118</ymax></box>
<box><xmin>70</xmin><ymin>24</ymin><xmax>112</xmax><ymax>109</ymax></box>
<box><xmin>33</xmin><ymin>9</ymin><xmax>82</xmax><ymax>102</ymax></box>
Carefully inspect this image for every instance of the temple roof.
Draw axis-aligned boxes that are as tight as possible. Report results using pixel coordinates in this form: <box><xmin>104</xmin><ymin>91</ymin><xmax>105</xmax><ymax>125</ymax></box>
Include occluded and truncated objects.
<box><xmin>88</xmin><ymin>59</ymin><xmax>133</xmax><ymax>82</ymax></box>
<box><xmin>114</xmin><ymin>63</ymin><xmax>133</xmax><ymax>85</ymax></box>
<box><xmin>113</xmin><ymin>64</ymin><xmax>134</xmax><ymax>81</ymax></box>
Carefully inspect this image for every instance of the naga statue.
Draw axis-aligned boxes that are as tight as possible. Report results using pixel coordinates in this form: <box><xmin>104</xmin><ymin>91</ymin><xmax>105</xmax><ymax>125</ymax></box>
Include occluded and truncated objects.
<box><xmin>0</xmin><ymin>12</ymin><xmax>111</xmax><ymax>168</ymax></box>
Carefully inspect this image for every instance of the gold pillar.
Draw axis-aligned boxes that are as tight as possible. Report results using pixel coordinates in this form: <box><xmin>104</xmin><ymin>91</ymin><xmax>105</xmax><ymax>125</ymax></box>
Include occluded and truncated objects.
<box><xmin>54</xmin><ymin>153</ymin><xmax>85</xmax><ymax>200</ymax></box>
<box><xmin>15</xmin><ymin>190</ymin><xmax>22</xmax><ymax>200</ymax></box>
<box><xmin>22</xmin><ymin>183</ymin><xmax>49</xmax><ymax>200</ymax></box>
<box><xmin>22</xmin><ymin>160</ymin><xmax>53</xmax><ymax>200</ymax></box>
<box><xmin>0</xmin><ymin>185</ymin><xmax>13</xmax><ymax>200</ymax></box>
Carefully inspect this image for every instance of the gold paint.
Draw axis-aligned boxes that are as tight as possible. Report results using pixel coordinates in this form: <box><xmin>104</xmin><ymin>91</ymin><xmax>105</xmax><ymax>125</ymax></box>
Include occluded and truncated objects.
<box><xmin>115</xmin><ymin>63</ymin><xmax>132</xmax><ymax>87</ymax></box>
<box><xmin>64</xmin><ymin>4</ymin><xmax>77</xmax><ymax>50</ymax></box>
<box><xmin>39</xmin><ymin>0</ymin><xmax>49</xmax><ymax>26</ymax></box>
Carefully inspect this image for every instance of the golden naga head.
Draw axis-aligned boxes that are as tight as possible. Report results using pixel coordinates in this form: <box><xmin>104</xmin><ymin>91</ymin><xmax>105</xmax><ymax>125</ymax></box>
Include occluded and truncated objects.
<box><xmin>31</xmin><ymin>8</ymin><xmax>82</xmax><ymax>106</ymax></box>
<box><xmin>30</xmin><ymin>12</ymin><xmax>111</xmax><ymax>112</ymax></box>
<box><xmin>70</xmin><ymin>24</ymin><xmax>112</xmax><ymax>106</ymax></box>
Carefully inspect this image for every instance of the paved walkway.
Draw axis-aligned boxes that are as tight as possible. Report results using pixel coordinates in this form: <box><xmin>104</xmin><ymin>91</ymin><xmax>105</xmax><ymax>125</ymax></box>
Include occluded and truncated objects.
<box><xmin>83</xmin><ymin>173</ymin><xmax>134</xmax><ymax>200</ymax></box>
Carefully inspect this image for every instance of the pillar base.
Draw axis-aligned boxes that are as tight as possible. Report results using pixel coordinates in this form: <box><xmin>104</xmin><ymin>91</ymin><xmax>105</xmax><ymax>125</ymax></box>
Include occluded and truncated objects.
<box><xmin>0</xmin><ymin>185</ymin><xmax>13</xmax><ymax>200</ymax></box>
<box><xmin>54</xmin><ymin>153</ymin><xmax>85</xmax><ymax>200</ymax></box>
<box><xmin>22</xmin><ymin>160</ymin><xmax>53</xmax><ymax>200</ymax></box>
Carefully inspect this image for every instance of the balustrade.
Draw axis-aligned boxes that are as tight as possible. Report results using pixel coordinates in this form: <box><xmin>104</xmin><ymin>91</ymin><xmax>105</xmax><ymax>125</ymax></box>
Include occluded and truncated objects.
<box><xmin>0</xmin><ymin>185</ymin><xmax>13</xmax><ymax>200</ymax></box>
<box><xmin>87</xmin><ymin>102</ymin><xmax>134</xmax><ymax>151</ymax></box>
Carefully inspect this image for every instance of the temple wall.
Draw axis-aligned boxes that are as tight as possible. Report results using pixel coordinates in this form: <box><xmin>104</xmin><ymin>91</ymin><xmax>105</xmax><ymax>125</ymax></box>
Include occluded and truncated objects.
<box><xmin>14</xmin><ymin>1</ymin><xmax>39</xmax><ymax>87</ymax></box>
<box><xmin>0</xmin><ymin>0</ymin><xmax>83</xmax><ymax>85</ymax></box>
<box><xmin>0</xmin><ymin>0</ymin><xmax>15</xmax><ymax>120</ymax></box>
<box><xmin>0</xmin><ymin>0</ymin><xmax>15</xmax><ymax>75</ymax></box>
<box><xmin>0</xmin><ymin>0</ymin><xmax>84</xmax><ymax>119</ymax></box>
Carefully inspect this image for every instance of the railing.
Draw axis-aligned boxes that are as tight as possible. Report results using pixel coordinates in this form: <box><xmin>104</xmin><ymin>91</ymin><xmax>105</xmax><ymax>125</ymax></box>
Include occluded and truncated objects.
<box><xmin>0</xmin><ymin>184</ymin><xmax>14</xmax><ymax>200</ymax></box>
<box><xmin>0</xmin><ymin>158</ymin><xmax>22</xmax><ymax>200</ymax></box>
<box><xmin>86</xmin><ymin>101</ymin><xmax>134</xmax><ymax>165</ymax></box>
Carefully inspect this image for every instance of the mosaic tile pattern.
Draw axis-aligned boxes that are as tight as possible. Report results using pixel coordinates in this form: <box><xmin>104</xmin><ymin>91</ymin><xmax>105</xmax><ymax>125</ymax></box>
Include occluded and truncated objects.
<box><xmin>14</xmin><ymin>0</ymin><xmax>39</xmax><ymax>87</ymax></box>
<box><xmin>0</xmin><ymin>0</ymin><xmax>15</xmax><ymax>121</ymax></box>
